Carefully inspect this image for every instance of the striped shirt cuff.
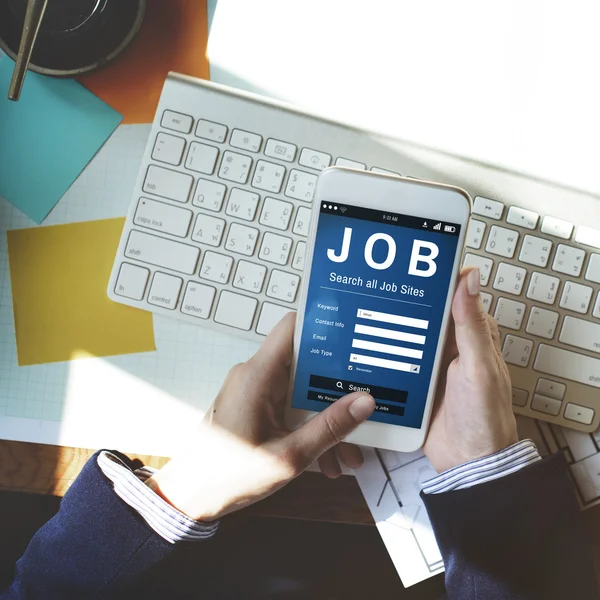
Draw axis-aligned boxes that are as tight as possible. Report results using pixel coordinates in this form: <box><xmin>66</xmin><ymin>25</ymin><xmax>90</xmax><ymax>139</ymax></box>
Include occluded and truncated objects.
<box><xmin>422</xmin><ymin>439</ymin><xmax>541</xmax><ymax>495</ymax></box>
<box><xmin>97</xmin><ymin>451</ymin><xmax>219</xmax><ymax>544</ymax></box>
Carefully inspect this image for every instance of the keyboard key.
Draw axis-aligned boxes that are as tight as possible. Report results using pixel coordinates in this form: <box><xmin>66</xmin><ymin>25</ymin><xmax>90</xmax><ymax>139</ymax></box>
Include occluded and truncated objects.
<box><xmin>161</xmin><ymin>110</ymin><xmax>193</xmax><ymax>134</ymax></box>
<box><xmin>195</xmin><ymin>119</ymin><xmax>227</xmax><ymax>143</ymax></box>
<box><xmin>564</xmin><ymin>403</ymin><xmax>595</xmax><ymax>426</ymax></box>
<box><xmin>292</xmin><ymin>206</ymin><xmax>312</xmax><ymax>237</ymax></box>
<box><xmin>230</xmin><ymin>129</ymin><xmax>262</xmax><ymax>152</ymax></box>
<box><xmin>494</xmin><ymin>297</ymin><xmax>526</xmax><ymax>330</ymax></box>
<box><xmin>493</xmin><ymin>262</ymin><xmax>526</xmax><ymax>295</ymax></box>
<box><xmin>473</xmin><ymin>196</ymin><xmax>504</xmax><ymax>220</ymax></box>
<box><xmin>181</xmin><ymin>282</ymin><xmax>215</xmax><ymax>319</ymax></box>
<box><xmin>192</xmin><ymin>179</ymin><xmax>226</xmax><ymax>212</ymax></box>
<box><xmin>526</xmin><ymin>272</ymin><xmax>560</xmax><ymax>304</ymax></box>
<box><xmin>285</xmin><ymin>169</ymin><xmax>317</xmax><ymax>202</ymax></box>
<box><xmin>191</xmin><ymin>214</ymin><xmax>226</xmax><ymax>247</ymax></box>
<box><xmin>506</xmin><ymin>206</ymin><xmax>539</xmax><ymax>229</ymax></box>
<box><xmin>200</xmin><ymin>251</ymin><xmax>233</xmax><ymax>284</ymax></box>
<box><xmin>299</xmin><ymin>148</ymin><xmax>331</xmax><ymax>170</ymax></box>
<box><xmin>594</xmin><ymin>293</ymin><xmax>600</xmax><ymax>319</ymax></box>
<box><xmin>114</xmin><ymin>263</ymin><xmax>150</xmax><ymax>300</ymax></box>
<box><xmin>525</xmin><ymin>307</ymin><xmax>559</xmax><ymax>339</ymax></box>
<box><xmin>512</xmin><ymin>388</ymin><xmax>528</xmax><ymax>407</ymax></box>
<box><xmin>541</xmin><ymin>216</ymin><xmax>573</xmax><ymax>239</ymax></box>
<box><xmin>371</xmin><ymin>167</ymin><xmax>400</xmax><ymax>176</ymax></box>
<box><xmin>480</xmin><ymin>292</ymin><xmax>493</xmax><ymax>313</ymax></box>
<box><xmin>152</xmin><ymin>132</ymin><xmax>186</xmax><ymax>166</ymax></box>
<box><xmin>264</xmin><ymin>138</ymin><xmax>297</xmax><ymax>162</ymax></box>
<box><xmin>519</xmin><ymin>235</ymin><xmax>552</xmax><ymax>268</ymax></box>
<box><xmin>485</xmin><ymin>225</ymin><xmax>519</xmax><ymax>258</ymax></box>
<box><xmin>534</xmin><ymin>344</ymin><xmax>600</xmax><ymax>388</ymax></box>
<box><xmin>502</xmin><ymin>334</ymin><xmax>533</xmax><ymax>367</ymax></box>
<box><xmin>233</xmin><ymin>260</ymin><xmax>267</xmax><ymax>293</ymax></box>
<box><xmin>134</xmin><ymin>198</ymin><xmax>192</xmax><ymax>238</ymax></box>
<box><xmin>559</xmin><ymin>281</ymin><xmax>593</xmax><ymax>313</ymax></box>
<box><xmin>335</xmin><ymin>157</ymin><xmax>366</xmax><ymax>169</ymax></box>
<box><xmin>259</xmin><ymin>232</ymin><xmax>293</xmax><ymax>265</ymax></box>
<box><xmin>252</xmin><ymin>160</ymin><xmax>286</xmax><ymax>193</ymax></box>
<box><xmin>143</xmin><ymin>165</ymin><xmax>193</xmax><ymax>203</ymax></box>
<box><xmin>225</xmin><ymin>223</ymin><xmax>259</xmax><ymax>256</ymax></box>
<box><xmin>462</xmin><ymin>254</ymin><xmax>494</xmax><ymax>286</ymax></box>
<box><xmin>559</xmin><ymin>315</ymin><xmax>600</xmax><ymax>353</ymax></box>
<box><xmin>552</xmin><ymin>244</ymin><xmax>586</xmax><ymax>276</ymax></box>
<box><xmin>125</xmin><ymin>230</ymin><xmax>199</xmax><ymax>274</ymax></box>
<box><xmin>576</xmin><ymin>226</ymin><xmax>600</xmax><ymax>249</ymax></box>
<box><xmin>148</xmin><ymin>272</ymin><xmax>183</xmax><ymax>310</ymax></box>
<box><xmin>185</xmin><ymin>142</ymin><xmax>219</xmax><ymax>174</ymax></box>
<box><xmin>531</xmin><ymin>394</ymin><xmax>562</xmax><ymax>417</ymax></box>
<box><xmin>219</xmin><ymin>151</ymin><xmax>252</xmax><ymax>183</ymax></box>
<box><xmin>266</xmin><ymin>270</ymin><xmax>300</xmax><ymax>303</ymax></box>
<box><xmin>226</xmin><ymin>188</ymin><xmax>259</xmax><ymax>221</ymax></box>
<box><xmin>585</xmin><ymin>254</ymin><xmax>600</xmax><ymax>283</ymax></box>
<box><xmin>214</xmin><ymin>290</ymin><xmax>258</xmax><ymax>331</ymax></box>
<box><xmin>535</xmin><ymin>378</ymin><xmax>566</xmax><ymax>400</ymax></box>
<box><xmin>292</xmin><ymin>241</ymin><xmax>306</xmax><ymax>271</ymax></box>
<box><xmin>256</xmin><ymin>302</ymin><xmax>294</xmax><ymax>336</ymax></box>
<box><xmin>259</xmin><ymin>197</ymin><xmax>293</xmax><ymax>231</ymax></box>
<box><xmin>465</xmin><ymin>219</ymin><xmax>486</xmax><ymax>249</ymax></box>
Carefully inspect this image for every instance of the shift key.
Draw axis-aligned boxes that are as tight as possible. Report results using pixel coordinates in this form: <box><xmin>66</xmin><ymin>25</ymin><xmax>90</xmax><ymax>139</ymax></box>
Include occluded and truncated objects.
<box><xmin>534</xmin><ymin>344</ymin><xmax>600</xmax><ymax>388</ymax></box>
<box><xmin>125</xmin><ymin>230</ymin><xmax>199</xmax><ymax>274</ymax></box>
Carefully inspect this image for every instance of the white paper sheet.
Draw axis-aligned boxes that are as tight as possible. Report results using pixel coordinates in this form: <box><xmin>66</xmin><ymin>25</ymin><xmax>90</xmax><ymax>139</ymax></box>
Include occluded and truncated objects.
<box><xmin>355</xmin><ymin>415</ymin><xmax>600</xmax><ymax>587</ymax></box>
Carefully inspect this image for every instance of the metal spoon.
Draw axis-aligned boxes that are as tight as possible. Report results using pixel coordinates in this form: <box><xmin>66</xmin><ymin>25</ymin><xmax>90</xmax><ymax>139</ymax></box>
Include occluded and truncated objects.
<box><xmin>8</xmin><ymin>0</ymin><xmax>49</xmax><ymax>101</ymax></box>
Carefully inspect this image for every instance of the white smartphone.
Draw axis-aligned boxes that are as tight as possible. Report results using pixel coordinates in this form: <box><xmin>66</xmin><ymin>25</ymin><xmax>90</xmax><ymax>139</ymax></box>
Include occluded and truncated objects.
<box><xmin>285</xmin><ymin>168</ymin><xmax>471</xmax><ymax>452</ymax></box>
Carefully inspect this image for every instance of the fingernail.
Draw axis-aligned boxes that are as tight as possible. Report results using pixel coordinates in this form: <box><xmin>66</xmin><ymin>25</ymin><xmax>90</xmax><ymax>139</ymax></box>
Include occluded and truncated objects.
<box><xmin>467</xmin><ymin>268</ymin><xmax>480</xmax><ymax>296</ymax></box>
<box><xmin>348</xmin><ymin>395</ymin><xmax>375</xmax><ymax>421</ymax></box>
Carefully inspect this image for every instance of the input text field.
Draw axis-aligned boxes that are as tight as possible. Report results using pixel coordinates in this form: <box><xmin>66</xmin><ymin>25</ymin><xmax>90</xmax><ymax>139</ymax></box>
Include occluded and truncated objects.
<box><xmin>352</xmin><ymin>338</ymin><xmax>424</xmax><ymax>359</ymax></box>
<box><xmin>350</xmin><ymin>353</ymin><xmax>421</xmax><ymax>373</ymax></box>
<box><xmin>357</xmin><ymin>309</ymin><xmax>429</xmax><ymax>330</ymax></box>
<box><xmin>354</xmin><ymin>324</ymin><xmax>426</xmax><ymax>345</ymax></box>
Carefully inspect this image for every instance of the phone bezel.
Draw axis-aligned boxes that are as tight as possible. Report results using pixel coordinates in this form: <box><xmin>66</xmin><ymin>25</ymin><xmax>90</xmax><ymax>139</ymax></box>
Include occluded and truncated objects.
<box><xmin>285</xmin><ymin>167</ymin><xmax>472</xmax><ymax>453</ymax></box>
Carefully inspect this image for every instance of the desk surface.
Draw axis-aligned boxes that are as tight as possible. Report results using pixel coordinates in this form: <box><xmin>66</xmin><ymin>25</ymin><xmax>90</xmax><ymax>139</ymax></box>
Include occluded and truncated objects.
<box><xmin>3</xmin><ymin>439</ymin><xmax>600</xmax><ymax>591</ymax></box>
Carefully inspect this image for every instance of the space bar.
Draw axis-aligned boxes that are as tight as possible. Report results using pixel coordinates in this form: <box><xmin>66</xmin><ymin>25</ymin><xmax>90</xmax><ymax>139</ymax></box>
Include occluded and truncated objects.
<box><xmin>534</xmin><ymin>344</ymin><xmax>600</xmax><ymax>388</ymax></box>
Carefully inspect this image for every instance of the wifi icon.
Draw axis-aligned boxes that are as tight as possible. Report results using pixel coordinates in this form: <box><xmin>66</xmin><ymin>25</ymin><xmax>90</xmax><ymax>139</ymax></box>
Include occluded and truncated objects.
<box><xmin>339</xmin><ymin>207</ymin><xmax>347</xmax><ymax>214</ymax></box>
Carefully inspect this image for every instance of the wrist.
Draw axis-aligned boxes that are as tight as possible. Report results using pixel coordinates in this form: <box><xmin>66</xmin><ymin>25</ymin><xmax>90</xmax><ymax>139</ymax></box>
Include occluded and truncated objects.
<box><xmin>147</xmin><ymin>464</ymin><xmax>220</xmax><ymax>522</ymax></box>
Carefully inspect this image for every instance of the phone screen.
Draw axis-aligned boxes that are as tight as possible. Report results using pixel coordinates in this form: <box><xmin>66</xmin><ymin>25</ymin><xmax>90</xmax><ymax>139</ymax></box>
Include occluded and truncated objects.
<box><xmin>292</xmin><ymin>202</ymin><xmax>462</xmax><ymax>429</ymax></box>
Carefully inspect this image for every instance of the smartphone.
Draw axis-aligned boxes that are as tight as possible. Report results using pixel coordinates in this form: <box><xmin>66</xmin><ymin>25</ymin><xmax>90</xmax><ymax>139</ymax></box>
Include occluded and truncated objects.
<box><xmin>286</xmin><ymin>168</ymin><xmax>471</xmax><ymax>452</ymax></box>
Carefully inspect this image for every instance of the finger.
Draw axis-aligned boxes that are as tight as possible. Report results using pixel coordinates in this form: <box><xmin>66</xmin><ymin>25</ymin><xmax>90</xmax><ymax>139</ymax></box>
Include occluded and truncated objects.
<box><xmin>486</xmin><ymin>313</ymin><xmax>502</xmax><ymax>354</ymax></box>
<box><xmin>281</xmin><ymin>393</ymin><xmax>375</xmax><ymax>470</ymax></box>
<box><xmin>337</xmin><ymin>442</ymin><xmax>364</xmax><ymax>469</ymax></box>
<box><xmin>318</xmin><ymin>448</ymin><xmax>342</xmax><ymax>479</ymax></box>
<box><xmin>451</xmin><ymin>267</ymin><xmax>495</xmax><ymax>369</ymax></box>
<box><xmin>252</xmin><ymin>311</ymin><xmax>296</xmax><ymax>369</ymax></box>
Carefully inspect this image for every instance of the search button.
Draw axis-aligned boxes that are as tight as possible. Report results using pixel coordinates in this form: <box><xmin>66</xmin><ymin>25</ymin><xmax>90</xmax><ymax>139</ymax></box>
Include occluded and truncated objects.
<box><xmin>308</xmin><ymin>374</ymin><xmax>407</xmax><ymax>404</ymax></box>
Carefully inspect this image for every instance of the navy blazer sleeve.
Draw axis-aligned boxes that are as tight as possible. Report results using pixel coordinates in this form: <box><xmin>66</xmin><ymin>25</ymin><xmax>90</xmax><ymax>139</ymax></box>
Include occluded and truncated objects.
<box><xmin>0</xmin><ymin>451</ymin><xmax>180</xmax><ymax>600</ymax></box>
<box><xmin>422</xmin><ymin>453</ymin><xmax>599</xmax><ymax>599</ymax></box>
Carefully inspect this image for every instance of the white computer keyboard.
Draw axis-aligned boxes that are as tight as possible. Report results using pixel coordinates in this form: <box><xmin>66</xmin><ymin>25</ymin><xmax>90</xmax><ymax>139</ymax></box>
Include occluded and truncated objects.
<box><xmin>108</xmin><ymin>73</ymin><xmax>600</xmax><ymax>434</ymax></box>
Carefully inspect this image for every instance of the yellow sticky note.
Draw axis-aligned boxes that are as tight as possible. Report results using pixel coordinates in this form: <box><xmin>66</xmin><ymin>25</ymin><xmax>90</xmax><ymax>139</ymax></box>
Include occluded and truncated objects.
<box><xmin>7</xmin><ymin>218</ymin><xmax>156</xmax><ymax>366</ymax></box>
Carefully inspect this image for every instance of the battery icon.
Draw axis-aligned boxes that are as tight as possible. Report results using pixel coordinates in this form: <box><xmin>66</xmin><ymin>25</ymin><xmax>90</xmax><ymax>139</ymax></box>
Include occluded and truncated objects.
<box><xmin>444</xmin><ymin>225</ymin><xmax>456</xmax><ymax>233</ymax></box>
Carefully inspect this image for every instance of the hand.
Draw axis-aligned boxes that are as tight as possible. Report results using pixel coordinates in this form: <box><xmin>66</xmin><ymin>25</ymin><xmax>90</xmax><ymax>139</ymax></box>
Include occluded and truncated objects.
<box><xmin>424</xmin><ymin>267</ymin><xmax>518</xmax><ymax>473</ymax></box>
<box><xmin>147</xmin><ymin>313</ymin><xmax>375</xmax><ymax>521</ymax></box>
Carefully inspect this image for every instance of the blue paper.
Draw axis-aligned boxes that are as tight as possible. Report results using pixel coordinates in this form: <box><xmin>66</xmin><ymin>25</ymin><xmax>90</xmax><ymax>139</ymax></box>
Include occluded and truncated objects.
<box><xmin>0</xmin><ymin>58</ymin><xmax>123</xmax><ymax>223</ymax></box>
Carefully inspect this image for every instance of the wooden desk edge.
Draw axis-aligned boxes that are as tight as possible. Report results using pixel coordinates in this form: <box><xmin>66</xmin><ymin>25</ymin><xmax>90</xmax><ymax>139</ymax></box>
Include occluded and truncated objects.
<box><xmin>0</xmin><ymin>440</ymin><xmax>375</xmax><ymax>525</ymax></box>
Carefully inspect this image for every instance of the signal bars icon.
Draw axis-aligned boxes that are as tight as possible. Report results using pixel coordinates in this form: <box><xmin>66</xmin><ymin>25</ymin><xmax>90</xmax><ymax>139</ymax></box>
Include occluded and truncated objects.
<box><xmin>433</xmin><ymin>222</ymin><xmax>442</xmax><ymax>230</ymax></box>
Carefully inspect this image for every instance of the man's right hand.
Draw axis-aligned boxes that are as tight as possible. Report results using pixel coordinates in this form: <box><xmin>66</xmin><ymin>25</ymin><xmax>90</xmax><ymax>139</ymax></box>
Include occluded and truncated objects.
<box><xmin>424</xmin><ymin>267</ymin><xmax>518</xmax><ymax>473</ymax></box>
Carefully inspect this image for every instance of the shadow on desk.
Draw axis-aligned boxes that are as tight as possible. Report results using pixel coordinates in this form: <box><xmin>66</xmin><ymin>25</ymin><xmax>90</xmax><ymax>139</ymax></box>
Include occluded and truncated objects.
<box><xmin>0</xmin><ymin>490</ymin><xmax>447</xmax><ymax>600</ymax></box>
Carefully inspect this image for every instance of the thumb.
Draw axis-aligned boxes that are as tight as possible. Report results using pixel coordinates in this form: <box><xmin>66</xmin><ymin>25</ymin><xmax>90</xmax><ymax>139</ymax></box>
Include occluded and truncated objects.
<box><xmin>452</xmin><ymin>267</ymin><xmax>494</xmax><ymax>368</ymax></box>
<box><xmin>281</xmin><ymin>393</ymin><xmax>375</xmax><ymax>470</ymax></box>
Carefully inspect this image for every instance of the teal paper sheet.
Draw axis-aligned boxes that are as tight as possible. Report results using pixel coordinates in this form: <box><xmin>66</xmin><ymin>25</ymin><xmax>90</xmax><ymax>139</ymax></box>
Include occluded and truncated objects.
<box><xmin>0</xmin><ymin>58</ymin><xmax>123</xmax><ymax>223</ymax></box>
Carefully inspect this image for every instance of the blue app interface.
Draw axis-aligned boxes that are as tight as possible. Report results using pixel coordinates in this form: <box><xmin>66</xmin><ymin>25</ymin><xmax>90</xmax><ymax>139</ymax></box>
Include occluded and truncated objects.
<box><xmin>292</xmin><ymin>203</ymin><xmax>461</xmax><ymax>429</ymax></box>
